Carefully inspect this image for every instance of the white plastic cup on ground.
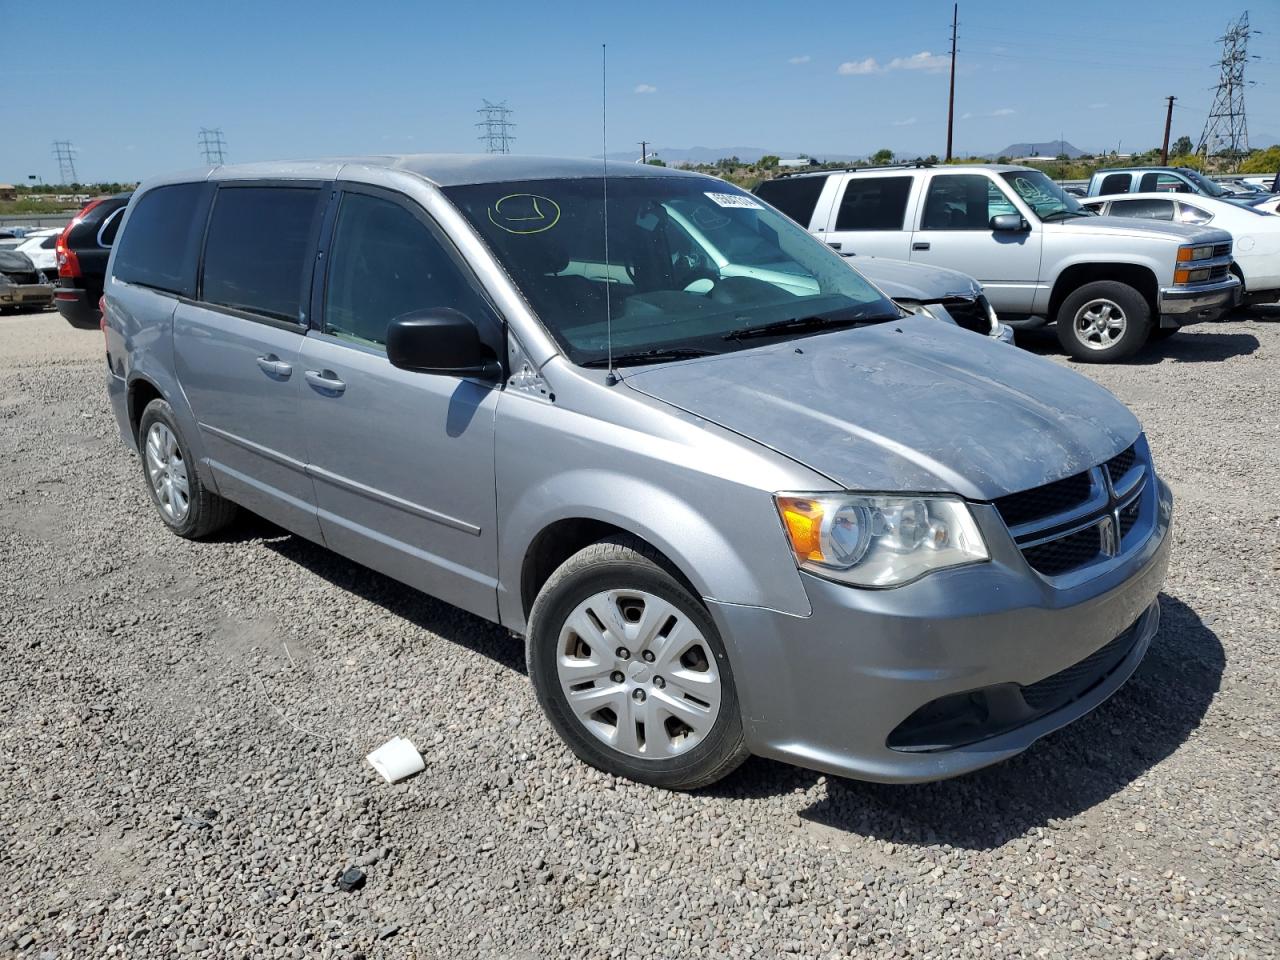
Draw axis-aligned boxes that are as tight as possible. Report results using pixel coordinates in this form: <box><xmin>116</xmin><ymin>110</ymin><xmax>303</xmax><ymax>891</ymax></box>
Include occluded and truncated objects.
<box><xmin>366</xmin><ymin>736</ymin><xmax>425</xmax><ymax>783</ymax></box>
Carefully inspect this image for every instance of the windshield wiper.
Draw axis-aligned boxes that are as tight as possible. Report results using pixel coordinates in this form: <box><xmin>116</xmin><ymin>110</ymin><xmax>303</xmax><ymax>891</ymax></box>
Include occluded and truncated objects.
<box><xmin>722</xmin><ymin>313</ymin><xmax>895</xmax><ymax>342</ymax></box>
<box><xmin>580</xmin><ymin>347</ymin><xmax>717</xmax><ymax>368</ymax></box>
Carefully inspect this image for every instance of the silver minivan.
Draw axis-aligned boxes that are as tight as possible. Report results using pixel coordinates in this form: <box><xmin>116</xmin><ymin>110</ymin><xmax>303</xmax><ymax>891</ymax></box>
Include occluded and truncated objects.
<box><xmin>103</xmin><ymin>156</ymin><xmax>1172</xmax><ymax>790</ymax></box>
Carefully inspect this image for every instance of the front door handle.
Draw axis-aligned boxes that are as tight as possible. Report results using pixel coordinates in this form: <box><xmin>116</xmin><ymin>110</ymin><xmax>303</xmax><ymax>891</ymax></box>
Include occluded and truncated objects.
<box><xmin>256</xmin><ymin>354</ymin><xmax>292</xmax><ymax>378</ymax></box>
<box><xmin>826</xmin><ymin>241</ymin><xmax>843</xmax><ymax>251</ymax></box>
<box><xmin>305</xmin><ymin>369</ymin><xmax>346</xmax><ymax>395</ymax></box>
<box><xmin>912</xmin><ymin>241</ymin><xmax>931</xmax><ymax>251</ymax></box>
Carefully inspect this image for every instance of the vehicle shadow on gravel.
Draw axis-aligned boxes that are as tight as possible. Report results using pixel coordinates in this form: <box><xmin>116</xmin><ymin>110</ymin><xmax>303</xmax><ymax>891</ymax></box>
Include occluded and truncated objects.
<box><xmin>1016</xmin><ymin>326</ymin><xmax>1260</xmax><ymax>364</ymax></box>
<box><xmin>215</xmin><ymin>513</ymin><xmax>526</xmax><ymax>674</ymax></box>
<box><xmin>714</xmin><ymin>594</ymin><xmax>1223</xmax><ymax>851</ymax></box>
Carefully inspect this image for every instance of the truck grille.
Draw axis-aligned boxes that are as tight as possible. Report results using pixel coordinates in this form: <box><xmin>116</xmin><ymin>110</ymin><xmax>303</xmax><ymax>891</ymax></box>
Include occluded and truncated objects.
<box><xmin>1213</xmin><ymin>242</ymin><xmax>1231</xmax><ymax>260</ymax></box>
<box><xmin>995</xmin><ymin>439</ymin><xmax>1152</xmax><ymax>580</ymax></box>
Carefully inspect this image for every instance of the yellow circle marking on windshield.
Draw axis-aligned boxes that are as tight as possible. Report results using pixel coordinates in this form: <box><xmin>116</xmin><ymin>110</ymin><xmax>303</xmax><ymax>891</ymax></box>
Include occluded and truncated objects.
<box><xmin>488</xmin><ymin>194</ymin><xmax>561</xmax><ymax>234</ymax></box>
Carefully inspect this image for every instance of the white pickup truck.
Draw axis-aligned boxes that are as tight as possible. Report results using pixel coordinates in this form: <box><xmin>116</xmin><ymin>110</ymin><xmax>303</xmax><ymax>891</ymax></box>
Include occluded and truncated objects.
<box><xmin>755</xmin><ymin>163</ymin><xmax>1240</xmax><ymax>362</ymax></box>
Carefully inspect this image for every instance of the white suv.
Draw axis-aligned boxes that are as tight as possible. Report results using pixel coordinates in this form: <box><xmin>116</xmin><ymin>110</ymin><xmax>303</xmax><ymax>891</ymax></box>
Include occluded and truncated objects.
<box><xmin>756</xmin><ymin>163</ymin><xmax>1239</xmax><ymax>362</ymax></box>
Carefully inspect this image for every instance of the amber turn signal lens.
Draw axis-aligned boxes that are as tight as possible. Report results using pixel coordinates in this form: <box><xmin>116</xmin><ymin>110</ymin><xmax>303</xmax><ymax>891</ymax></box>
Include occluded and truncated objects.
<box><xmin>777</xmin><ymin>497</ymin><xmax>825</xmax><ymax>562</ymax></box>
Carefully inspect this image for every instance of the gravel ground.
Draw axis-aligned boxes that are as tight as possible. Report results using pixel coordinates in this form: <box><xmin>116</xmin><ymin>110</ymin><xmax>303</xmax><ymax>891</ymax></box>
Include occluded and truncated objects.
<box><xmin>2</xmin><ymin>305</ymin><xmax>1278</xmax><ymax>959</ymax></box>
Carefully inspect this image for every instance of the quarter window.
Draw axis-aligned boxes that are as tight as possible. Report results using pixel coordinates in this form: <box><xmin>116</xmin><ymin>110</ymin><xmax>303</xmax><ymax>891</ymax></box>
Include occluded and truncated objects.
<box><xmin>111</xmin><ymin>184</ymin><xmax>208</xmax><ymax>296</ymax></box>
<box><xmin>323</xmin><ymin>192</ymin><xmax>490</xmax><ymax>348</ymax></box>
<box><xmin>921</xmin><ymin>175</ymin><xmax>1015</xmax><ymax>230</ymax></box>
<box><xmin>834</xmin><ymin>176</ymin><xmax>912</xmax><ymax>231</ymax></box>
<box><xmin>1107</xmin><ymin>198</ymin><xmax>1175</xmax><ymax>221</ymax></box>
<box><xmin>201</xmin><ymin>187</ymin><xmax>322</xmax><ymax>322</ymax></box>
<box><xmin>1177</xmin><ymin>203</ymin><xmax>1213</xmax><ymax>225</ymax></box>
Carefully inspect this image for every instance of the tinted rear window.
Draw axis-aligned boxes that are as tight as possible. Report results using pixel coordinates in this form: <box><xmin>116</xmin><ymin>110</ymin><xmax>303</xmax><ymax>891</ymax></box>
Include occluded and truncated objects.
<box><xmin>112</xmin><ymin>185</ymin><xmax>208</xmax><ymax>296</ymax></box>
<box><xmin>834</xmin><ymin>176</ymin><xmax>912</xmax><ymax>230</ymax></box>
<box><xmin>201</xmin><ymin>187</ymin><xmax>322</xmax><ymax>322</ymax></box>
<box><xmin>753</xmin><ymin>176</ymin><xmax>826</xmax><ymax>228</ymax></box>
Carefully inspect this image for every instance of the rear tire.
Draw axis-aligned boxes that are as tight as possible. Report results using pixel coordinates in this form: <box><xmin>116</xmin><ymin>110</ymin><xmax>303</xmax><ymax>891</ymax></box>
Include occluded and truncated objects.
<box><xmin>138</xmin><ymin>399</ymin><xmax>236</xmax><ymax>539</ymax></box>
<box><xmin>526</xmin><ymin>535</ymin><xmax>748</xmax><ymax>790</ymax></box>
<box><xmin>1055</xmin><ymin>280</ymin><xmax>1151</xmax><ymax>362</ymax></box>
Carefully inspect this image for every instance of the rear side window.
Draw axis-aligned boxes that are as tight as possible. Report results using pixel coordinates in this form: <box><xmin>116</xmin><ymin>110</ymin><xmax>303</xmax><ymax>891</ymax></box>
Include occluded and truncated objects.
<box><xmin>201</xmin><ymin>187</ymin><xmax>322</xmax><ymax>322</ymax></box>
<box><xmin>112</xmin><ymin>184</ymin><xmax>208</xmax><ymax>296</ymax></box>
<box><xmin>323</xmin><ymin>192</ymin><xmax>491</xmax><ymax>348</ymax></box>
<box><xmin>753</xmin><ymin>176</ymin><xmax>826</xmax><ymax>228</ymax></box>
<box><xmin>1099</xmin><ymin>173</ymin><xmax>1131</xmax><ymax>195</ymax></box>
<box><xmin>834</xmin><ymin>176</ymin><xmax>912</xmax><ymax>231</ymax></box>
<box><xmin>1107</xmin><ymin>198</ymin><xmax>1175</xmax><ymax>221</ymax></box>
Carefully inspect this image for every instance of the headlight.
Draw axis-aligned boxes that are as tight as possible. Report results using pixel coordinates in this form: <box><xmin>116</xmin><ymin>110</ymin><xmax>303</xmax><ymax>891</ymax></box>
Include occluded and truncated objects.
<box><xmin>775</xmin><ymin>494</ymin><xmax>988</xmax><ymax>587</ymax></box>
<box><xmin>1177</xmin><ymin>244</ymin><xmax>1215</xmax><ymax>263</ymax></box>
<box><xmin>1174</xmin><ymin>267</ymin><xmax>1213</xmax><ymax>284</ymax></box>
<box><xmin>902</xmin><ymin>302</ymin><xmax>942</xmax><ymax>322</ymax></box>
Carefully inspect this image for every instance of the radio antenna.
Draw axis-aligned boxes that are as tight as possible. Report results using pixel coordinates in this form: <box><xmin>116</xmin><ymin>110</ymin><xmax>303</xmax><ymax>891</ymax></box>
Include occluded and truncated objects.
<box><xmin>601</xmin><ymin>43</ymin><xmax>617</xmax><ymax>385</ymax></box>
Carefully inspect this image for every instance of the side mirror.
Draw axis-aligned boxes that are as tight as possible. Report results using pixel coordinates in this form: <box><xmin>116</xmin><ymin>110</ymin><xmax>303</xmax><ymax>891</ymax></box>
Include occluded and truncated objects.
<box><xmin>990</xmin><ymin>213</ymin><xmax>1029</xmax><ymax>232</ymax></box>
<box><xmin>386</xmin><ymin>309</ymin><xmax>500</xmax><ymax>379</ymax></box>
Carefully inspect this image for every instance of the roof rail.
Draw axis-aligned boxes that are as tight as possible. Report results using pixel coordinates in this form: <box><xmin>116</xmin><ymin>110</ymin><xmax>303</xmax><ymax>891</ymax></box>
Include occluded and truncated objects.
<box><xmin>774</xmin><ymin>160</ymin><xmax>936</xmax><ymax>179</ymax></box>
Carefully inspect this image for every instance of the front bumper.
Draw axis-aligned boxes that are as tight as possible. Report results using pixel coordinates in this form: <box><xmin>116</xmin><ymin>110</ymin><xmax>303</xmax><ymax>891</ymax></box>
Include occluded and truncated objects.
<box><xmin>708</xmin><ymin>479</ymin><xmax>1173</xmax><ymax>783</ymax></box>
<box><xmin>1157</xmin><ymin>275</ymin><xmax>1240</xmax><ymax>327</ymax></box>
<box><xmin>0</xmin><ymin>282</ymin><xmax>54</xmax><ymax>309</ymax></box>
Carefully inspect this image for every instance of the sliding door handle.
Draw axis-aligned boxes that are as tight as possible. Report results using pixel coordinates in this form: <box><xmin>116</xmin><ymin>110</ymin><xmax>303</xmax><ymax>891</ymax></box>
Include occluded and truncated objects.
<box><xmin>305</xmin><ymin>369</ymin><xmax>346</xmax><ymax>395</ymax></box>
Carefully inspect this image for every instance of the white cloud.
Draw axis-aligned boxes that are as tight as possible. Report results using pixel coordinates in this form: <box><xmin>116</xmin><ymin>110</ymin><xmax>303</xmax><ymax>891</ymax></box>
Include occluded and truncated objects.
<box><xmin>634</xmin><ymin>83</ymin><xmax>657</xmax><ymax>94</ymax></box>
<box><xmin>886</xmin><ymin>51</ymin><xmax>951</xmax><ymax>72</ymax></box>
<box><xmin>961</xmin><ymin>112</ymin><xmax>974</xmax><ymax>120</ymax></box>
<box><xmin>788</xmin><ymin>54</ymin><xmax>811</xmax><ymax>64</ymax></box>
<box><xmin>991</xmin><ymin>107</ymin><xmax>1016</xmax><ymax>116</ymax></box>
<box><xmin>837</xmin><ymin>57</ymin><xmax>880</xmax><ymax>75</ymax></box>
<box><xmin>1089</xmin><ymin>102</ymin><xmax>1109</xmax><ymax>110</ymax></box>
<box><xmin>891</xmin><ymin>117</ymin><xmax>918</xmax><ymax>127</ymax></box>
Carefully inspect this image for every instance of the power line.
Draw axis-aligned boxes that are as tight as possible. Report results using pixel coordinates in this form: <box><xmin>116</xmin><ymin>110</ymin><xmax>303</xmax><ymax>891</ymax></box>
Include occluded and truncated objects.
<box><xmin>476</xmin><ymin>100</ymin><xmax>515</xmax><ymax>154</ymax></box>
<box><xmin>51</xmin><ymin>140</ymin><xmax>78</xmax><ymax>184</ymax></box>
<box><xmin>198</xmin><ymin>127</ymin><xmax>227</xmax><ymax>165</ymax></box>
<box><xmin>1198</xmin><ymin>11</ymin><xmax>1257</xmax><ymax>168</ymax></box>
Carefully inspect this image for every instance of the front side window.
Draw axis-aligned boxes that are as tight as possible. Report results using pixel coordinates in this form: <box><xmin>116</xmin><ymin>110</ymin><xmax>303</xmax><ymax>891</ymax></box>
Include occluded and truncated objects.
<box><xmin>1142</xmin><ymin>172</ymin><xmax>1191</xmax><ymax>194</ymax></box>
<box><xmin>323</xmin><ymin>192</ymin><xmax>491</xmax><ymax>348</ymax></box>
<box><xmin>444</xmin><ymin>176</ymin><xmax>895</xmax><ymax>365</ymax></box>
<box><xmin>112</xmin><ymin>184</ymin><xmax>208</xmax><ymax>295</ymax></box>
<box><xmin>201</xmin><ymin>186</ymin><xmax>321</xmax><ymax>322</ymax></box>
<box><xmin>921</xmin><ymin>175</ymin><xmax>1016</xmax><ymax>230</ymax></box>
<box><xmin>1108</xmin><ymin>198</ymin><xmax>1175</xmax><ymax>221</ymax></box>
<box><xmin>834</xmin><ymin>176</ymin><xmax>912</xmax><ymax>231</ymax></box>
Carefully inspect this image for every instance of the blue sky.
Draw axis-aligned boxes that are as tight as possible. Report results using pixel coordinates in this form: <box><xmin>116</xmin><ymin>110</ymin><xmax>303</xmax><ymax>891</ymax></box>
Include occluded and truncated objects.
<box><xmin>2</xmin><ymin>0</ymin><xmax>1277</xmax><ymax>182</ymax></box>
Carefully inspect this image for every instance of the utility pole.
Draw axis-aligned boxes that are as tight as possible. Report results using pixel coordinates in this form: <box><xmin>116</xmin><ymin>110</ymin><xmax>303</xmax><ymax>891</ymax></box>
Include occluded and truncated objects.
<box><xmin>198</xmin><ymin>127</ymin><xmax>227</xmax><ymax>165</ymax></box>
<box><xmin>476</xmin><ymin>100</ymin><xmax>516</xmax><ymax>154</ymax></box>
<box><xmin>1198</xmin><ymin>12</ymin><xmax>1256</xmax><ymax>171</ymax></box>
<box><xmin>638</xmin><ymin>140</ymin><xmax>649</xmax><ymax>163</ymax></box>
<box><xmin>51</xmin><ymin>141</ymin><xmax>78</xmax><ymax>184</ymax></box>
<box><xmin>945</xmin><ymin>3</ymin><xmax>958</xmax><ymax>163</ymax></box>
<box><xmin>1160</xmin><ymin>96</ymin><xmax>1177</xmax><ymax>164</ymax></box>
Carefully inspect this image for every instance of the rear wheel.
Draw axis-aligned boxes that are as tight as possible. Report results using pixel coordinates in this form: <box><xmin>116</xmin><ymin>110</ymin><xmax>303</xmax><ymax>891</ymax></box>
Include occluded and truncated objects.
<box><xmin>1055</xmin><ymin>280</ymin><xmax>1151</xmax><ymax>362</ymax></box>
<box><xmin>138</xmin><ymin>399</ymin><xmax>236</xmax><ymax>539</ymax></box>
<box><xmin>526</xmin><ymin>536</ymin><xmax>748</xmax><ymax>790</ymax></box>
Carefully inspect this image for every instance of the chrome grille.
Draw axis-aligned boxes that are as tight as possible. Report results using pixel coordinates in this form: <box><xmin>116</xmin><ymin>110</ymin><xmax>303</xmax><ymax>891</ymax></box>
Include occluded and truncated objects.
<box><xmin>998</xmin><ymin>440</ymin><xmax>1151</xmax><ymax>581</ymax></box>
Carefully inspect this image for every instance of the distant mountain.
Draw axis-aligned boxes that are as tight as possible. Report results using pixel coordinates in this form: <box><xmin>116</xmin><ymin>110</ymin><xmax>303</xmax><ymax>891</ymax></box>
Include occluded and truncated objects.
<box><xmin>993</xmin><ymin>140</ymin><xmax>1087</xmax><ymax>159</ymax></box>
<box><xmin>603</xmin><ymin>145</ymin><xmax>857</xmax><ymax>165</ymax></box>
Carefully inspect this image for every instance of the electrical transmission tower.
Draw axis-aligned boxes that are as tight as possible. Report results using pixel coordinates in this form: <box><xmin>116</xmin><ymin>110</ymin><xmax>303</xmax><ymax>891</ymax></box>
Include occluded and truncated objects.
<box><xmin>51</xmin><ymin>141</ymin><xmax>78</xmax><ymax>184</ymax></box>
<box><xmin>1197</xmin><ymin>11</ymin><xmax>1257</xmax><ymax>168</ymax></box>
<box><xmin>476</xmin><ymin>100</ymin><xmax>515</xmax><ymax>154</ymax></box>
<box><xmin>198</xmin><ymin>127</ymin><xmax>227</xmax><ymax>165</ymax></box>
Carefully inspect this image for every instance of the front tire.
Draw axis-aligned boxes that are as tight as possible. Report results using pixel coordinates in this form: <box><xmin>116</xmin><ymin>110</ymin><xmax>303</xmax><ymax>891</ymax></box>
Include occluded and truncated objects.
<box><xmin>138</xmin><ymin>399</ymin><xmax>236</xmax><ymax>539</ymax></box>
<box><xmin>526</xmin><ymin>536</ymin><xmax>748</xmax><ymax>790</ymax></box>
<box><xmin>1055</xmin><ymin>280</ymin><xmax>1152</xmax><ymax>362</ymax></box>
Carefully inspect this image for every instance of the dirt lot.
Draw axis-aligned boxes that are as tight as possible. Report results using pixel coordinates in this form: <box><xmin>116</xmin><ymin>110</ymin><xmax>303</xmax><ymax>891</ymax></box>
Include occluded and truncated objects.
<box><xmin>2</xmin><ymin>306</ymin><xmax>1277</xmax><ymax>959</ymax></box>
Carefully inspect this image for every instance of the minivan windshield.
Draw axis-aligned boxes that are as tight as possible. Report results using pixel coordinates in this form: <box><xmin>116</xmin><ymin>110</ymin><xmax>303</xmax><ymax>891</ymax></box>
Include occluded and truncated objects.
<box><xmin>1000</xmin><ymin>170</ymin><xmax>1091</xmax><ymax>221</ymax></box>
<box><xmin>444</xmin><ymin>176</ymin><xmax>898</xmax><ymax>365</ymax></box>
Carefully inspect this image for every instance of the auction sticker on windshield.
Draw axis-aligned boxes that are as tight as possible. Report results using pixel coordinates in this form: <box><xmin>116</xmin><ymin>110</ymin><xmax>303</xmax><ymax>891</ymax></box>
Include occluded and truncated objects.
<box><xmin>705</xmin><ymin>193</ymin><xmax>762</xmax><ymax>209</ymax></box>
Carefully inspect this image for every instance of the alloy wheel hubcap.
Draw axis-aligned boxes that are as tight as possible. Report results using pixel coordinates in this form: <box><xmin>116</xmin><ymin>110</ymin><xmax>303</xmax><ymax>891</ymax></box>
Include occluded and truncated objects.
<box><xmin>555</xmin><ymin>589</ymin><xmax>721</xmax><ymax>759</ymax></box>
<box><xmin>1073</xmin><ymin>298</ymin><xmax>1127</xmax><ymax>350</ymax></box>
<box><xmin>145</xmin><ymin>422</ymin><xmax>190</xmax><ymax>522</ymax></box>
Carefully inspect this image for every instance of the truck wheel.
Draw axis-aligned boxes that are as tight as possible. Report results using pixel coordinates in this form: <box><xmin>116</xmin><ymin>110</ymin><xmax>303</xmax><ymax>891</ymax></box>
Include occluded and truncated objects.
<box><xmin>138</xmin><ymin>399</ymin><xmax>237</xmax><ymax>539</ymax></box>
<box><xmin>1055</xmin><ymin>281</ymin><xmax>1151</xmax><ymax>362</ymax></box>
<box><xmin>526</xmin><ymin>535</ymin><xmax>748</xmax><ymax>790</ymax></box>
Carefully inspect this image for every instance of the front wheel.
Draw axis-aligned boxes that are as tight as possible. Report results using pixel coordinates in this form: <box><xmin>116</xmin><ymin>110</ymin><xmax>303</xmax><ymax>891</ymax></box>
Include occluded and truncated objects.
<box><xmin>526</xmin><ymin>536</ymin><xmax>748</xmax><ymax>790</ymax></box>
<box><xmin>1055</xmin><ymin>280</ymin><xmax>1152</xmax><ymax>362</ymax></box>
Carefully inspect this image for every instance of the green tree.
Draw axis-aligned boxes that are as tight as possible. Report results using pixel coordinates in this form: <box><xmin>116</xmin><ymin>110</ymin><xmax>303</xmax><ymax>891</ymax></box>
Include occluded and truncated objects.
<box><xmin>1172</xmin><ymin>136</ymin><xmax>1193</xmax><ymax>156</ymax></box>
<box><xmin>871</xmin><ymin>148</ymin><xmax>894</xmax><ymax>165</ymax></box>
<box><xmin>1239</xmin><ymin>146</ymin><xmax>1280</xmax><ymax>175</ymax></box>
<box><xmin>759</xmin><ymin>155</ymin><xmax>780</xmax><ymax>169</ymax></box>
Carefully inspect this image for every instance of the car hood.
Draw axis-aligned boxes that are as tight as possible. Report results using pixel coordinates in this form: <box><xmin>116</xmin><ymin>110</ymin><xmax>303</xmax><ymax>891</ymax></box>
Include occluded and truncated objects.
<box><xmin>1053</xmin><ymin>215</ymin><xmax>1232</xmax><ymax>246</ymax></box>
<box><xmin>849</xmin><ymin>256</ymin><xmax>980</xmax><ymax>302</ymax></box>
<box><xmin>0</xmin><ymin>250</ymin><xmax>37</xmax><ymax>273</ymax></box>
<box><xmin>624</xmin><ymin>317</ymin><xmax>1139</xmax><ymax>500</ymax></box>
